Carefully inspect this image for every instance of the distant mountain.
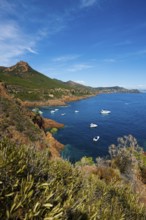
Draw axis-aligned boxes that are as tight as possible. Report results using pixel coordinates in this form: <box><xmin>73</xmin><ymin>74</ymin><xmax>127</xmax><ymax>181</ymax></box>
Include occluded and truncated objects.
<box><xmin>66</xmin><ymin>80</ymin><xmax>92</xmax><ymax>88</ymax></box>
<box><xmin>96</xmin><ymin>86</ymin><xmax>140</xmax><ymax>94</ymax></box>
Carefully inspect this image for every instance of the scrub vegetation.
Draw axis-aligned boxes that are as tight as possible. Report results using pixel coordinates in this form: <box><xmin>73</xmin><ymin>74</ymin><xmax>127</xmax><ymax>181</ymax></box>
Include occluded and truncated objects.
<box><xmin>0</xmin><ymin>136</ymin><xmax>146</xmax><ymax>219</ymax></box>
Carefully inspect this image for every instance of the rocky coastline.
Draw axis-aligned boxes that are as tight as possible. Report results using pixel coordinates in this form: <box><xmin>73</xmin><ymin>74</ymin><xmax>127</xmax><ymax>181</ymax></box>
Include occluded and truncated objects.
<box><xmin>0</xmin><ymin>82</ymin><xmax>64</xmax><ymax>158</ymax></box>
<box><xmin>22</xmin><ymin>94</ymin><xmax>95</xmax><ymax>107</ymax></box>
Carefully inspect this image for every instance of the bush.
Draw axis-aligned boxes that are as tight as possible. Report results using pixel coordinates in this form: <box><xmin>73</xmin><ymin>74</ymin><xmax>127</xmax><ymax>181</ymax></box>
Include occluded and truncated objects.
<box><xmin>50</xmin><ymin>128</ymin><xmax>58</xmax><ymax>134</ymax></box>
<box><xmin>0</xmin><ymin>138</ymin><xmax>146</xmax><ymax>219</ymax></box>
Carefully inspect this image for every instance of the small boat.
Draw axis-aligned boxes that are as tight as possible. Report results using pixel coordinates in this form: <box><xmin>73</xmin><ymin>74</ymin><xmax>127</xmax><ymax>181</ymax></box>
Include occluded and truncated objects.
<box><xmin>61</xmin><ymin>113</ymin><xmax>66</xmax><ymax>116</ymax></box>
<box><xmin>75</xmin><ymin>110</ymin><xmax>79</xmax><ymax>113</ymax></box>
<box><xmin>100</xmin><ymin>109</ymin><xmax>111</xmax><ymax>114</ymax></box>
<box><xmin>90</xmin><ymin>123</ymin><xmax>98</xmax><ymax>128</ymax></box>
<box><xmin>55</xmin><ymin>109</ymin><xmax>59</xmax><ymax>111</ymax></box>
<box><xmin>93</xmin><ymin>136</ymin><xmax>100</xmax><ymax>142</ymax></box>
<box><xmin>32</xmin><ymin>108</ymin><xmax>43</xmax><ymax>115</ymax></box>
<box><xmin>50</xmin><ymin>110</ymin><xmax>55</xmax><ymax>114</ymax></box>
<box><xmin>38</xmin><ymin>110</ymin><xmax>43</xmax><ymax>115</ymax></box>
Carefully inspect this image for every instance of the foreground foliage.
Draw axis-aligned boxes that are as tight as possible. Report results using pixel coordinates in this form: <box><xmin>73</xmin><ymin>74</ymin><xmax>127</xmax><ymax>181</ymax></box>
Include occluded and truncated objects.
<box><xmin>0</xmin><ymin>138</ymin><xmax>146</xmax><ymax>219</ymax></box>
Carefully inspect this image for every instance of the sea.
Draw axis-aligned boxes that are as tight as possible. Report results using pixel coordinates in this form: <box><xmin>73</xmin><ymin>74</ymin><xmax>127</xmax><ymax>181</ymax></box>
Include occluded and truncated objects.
<box><xmin>40</xmin><ymin>93</ymin><xmax>146</xmax><ymax>162</ymax></box>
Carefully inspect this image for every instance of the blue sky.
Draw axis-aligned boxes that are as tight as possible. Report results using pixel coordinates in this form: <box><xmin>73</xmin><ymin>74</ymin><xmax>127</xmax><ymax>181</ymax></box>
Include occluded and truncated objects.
<box><xmin>0</xmin><ymin>0</ymin><xmax>146</xmax><ymax>89</ymax></box>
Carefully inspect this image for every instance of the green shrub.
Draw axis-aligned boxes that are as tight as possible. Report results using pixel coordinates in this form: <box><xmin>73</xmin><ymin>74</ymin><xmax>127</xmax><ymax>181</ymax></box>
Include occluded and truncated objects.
<box><xmin>75</xmin><ymin>156</ymin><xmax>94</xmax><ymax>166</ymax></box>
<box><xmin>0</xmin><ymin>138</ymin><xmax>145</xmax><ymax>219</ymax></box>
<box><xmin>50</xmin><ymin>128</ymin><xmax>58</xmax><ymax>134</ymax></box>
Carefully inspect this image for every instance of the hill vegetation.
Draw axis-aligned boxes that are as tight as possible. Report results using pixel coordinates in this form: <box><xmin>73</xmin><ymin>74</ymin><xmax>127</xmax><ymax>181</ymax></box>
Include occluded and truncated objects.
<box><xmin>0</xmin><ymin>78</ymin><xmax>146</xmax><ymax>219</ymax></box>
<box><xmin>0</xmin><ymin>61</ymin><xmax>96</xmax><ymax>101</ymax></box>
<box><xmin>0</xmin><ymin>135</ymin><xmax>146</xmax><ymax>219</ymax></box>
<box><xmin>0</xmin><ymin>82</ymin><xmax>64</xmax><ymax>157</ymax></box>
<box><xmin>0</xmin><ymin>61</ymin><xmax>139</xmax><ymax>102</ymax></box>
<box><xmin>0</xmin><ymin>61</ymin><xmax>145</xmax><ymax>219</ymax></box>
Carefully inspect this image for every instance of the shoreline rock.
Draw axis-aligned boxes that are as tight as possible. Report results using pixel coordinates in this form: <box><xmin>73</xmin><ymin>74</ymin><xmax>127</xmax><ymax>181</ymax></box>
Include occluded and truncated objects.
<box><xmin>22</xmin><ymin>94</ymin><xmax>96</xmax><ymax>107</ymax></box>
<box><xmin>46</xmin><ymin>132</ymin><xmax>64</xmax><ymax>158</ymax></box>
<box><xmin>22</xmin><ymin>99</ymin><xmax>66</xmax><ymax>107</ymax></box>
<box><xmin>43</xmin><ymin>118</ymin><xmax>64</xmax><ymax>130</ymax></box>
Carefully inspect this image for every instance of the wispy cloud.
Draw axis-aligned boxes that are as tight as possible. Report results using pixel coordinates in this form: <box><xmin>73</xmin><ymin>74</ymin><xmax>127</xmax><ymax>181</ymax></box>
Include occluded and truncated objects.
<box><xmin>80</xmin><ymin>0</ymin><xmax>97</xmax><ymax>8</ymax></box>
<box><xmin>114</xmin><ymin>40</ymin><xmax>132</xmax><ymax>47</ymax></box>
<box><xmin>0</xmin><ymin>0</ymin><xmax>68</xmax><ymax>66</ymax></box>
<box><xmin>136</xmin><ymin>49</ymin><xmax>146</xmax><ymax>55</ymax></box>
<box><xmin>0</xmin><ymin>0</ymin><xmax>17</xmax><ymax>15</ymax></box>
<box><xmin>52</xmin><ymin>55</ymin><xmax>80</xmax><ymax>62</ymax></box>
<box><xmin>67</xmin><ymin>63</ymin><xmax>93</xmax><ymax>72</ymax></box>
<box><xmin>26</xmin><ymin>47</ymin><xmax>38</xmax><ymax>54</ymax></box>
<box><xmin>103</xmin><ymin>58</ymin><xmax>116</xmax><ymax>63</ymax></box>
<box><xmin>0</xmin><ymin>21</ymin><xmax>38</xmax><ymax>65</ymax></box>
<box><xmin>117</xmin><ymin>49</ymin><xmax>146</xmax><ymax>61</ymax></box>
<box><xmin>136</xmin><ymin>84</ymin><xmax>146</xmax><ymax>89</ymax></box>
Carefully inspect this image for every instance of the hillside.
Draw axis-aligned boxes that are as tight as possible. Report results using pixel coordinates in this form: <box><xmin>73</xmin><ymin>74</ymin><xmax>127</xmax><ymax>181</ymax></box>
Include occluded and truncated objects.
<box><xmin>0</xmin><ymin>81</ymin><xmax>146</xmax><ymax>219</ymax></box>
<box><xmin>0</xmin><ymin>135</ymin><xmax>146</xmax><ymax>219</ymax></box>
<box><xmin>0</xmin><ymin>61</ymin><xmax>96</xmax><ymax>101</ymax></box>
<box><xmin>0</xmin><ymin>61</ymin><xmax>69</xmax><ymax>89</ymax></box>
<box><xmin>0</xmin><ymin>61</ymin><xmax>139</xmax><ymax>103</ymax></box>
<box><xmin>0</xmin><ymin>82</ymin><xmax>64</xmax><ymax>157</ymax></box>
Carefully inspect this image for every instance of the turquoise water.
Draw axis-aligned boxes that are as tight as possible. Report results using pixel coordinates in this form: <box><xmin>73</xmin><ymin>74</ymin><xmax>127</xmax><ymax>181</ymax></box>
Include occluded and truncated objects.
<box><xmin>40</xmin><ymin>93</ymin><xmax>146</xmax><ymax>162</ymax></box>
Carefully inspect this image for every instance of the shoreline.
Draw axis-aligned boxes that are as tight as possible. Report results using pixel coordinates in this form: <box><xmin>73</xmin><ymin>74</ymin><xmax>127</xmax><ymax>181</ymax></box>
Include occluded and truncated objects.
<box><xmin>22</xmin><ymin>91</ymin><xmax>140</xmax><ymax>108</ymax></box>
<box><xmin>22</xmin><ymin>94</ymin><xmax>97</xmax><ymax>107</ymax></box>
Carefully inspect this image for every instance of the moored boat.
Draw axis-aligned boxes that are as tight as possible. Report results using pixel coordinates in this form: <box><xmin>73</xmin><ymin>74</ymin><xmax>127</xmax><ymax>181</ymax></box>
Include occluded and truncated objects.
<box><xmin>100</xmin><ymin>109</ymin><xmax>111</xmax><ymax>114</ymax></box>
<box><xmin>90</xmin><ymin>123</ymin><xmax>98</xmax><ymax>128</ymax></box>
<box><xmin>93</xmin><ymin>136</ymin><xmax>100</xmax><ymax>141</ymax></box>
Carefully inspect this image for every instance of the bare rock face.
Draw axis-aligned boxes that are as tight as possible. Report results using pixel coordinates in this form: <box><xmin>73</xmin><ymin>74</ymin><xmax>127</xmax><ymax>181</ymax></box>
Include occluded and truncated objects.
<box><xmin>46</xmin><ymin>132</ymin><xmax>64</xmax><ymax>158</ymax></box>
<box><xmin>3</xmin><ymin>61</ymin><xmax>31</xmax><ymax>74</ymax></box>
<box><xmin>43</xmin><ymin>118</ymin><xmax>64</xmax><ymax>130</ymax></box>
<box><xmin>0</xmin><ymin>82</ymin><xmax>64</xmax><ymax>158</ymax></box>
<box><xmin>0</xmin><ymin>82</ymin><xmax>11</xmax><ymax>100</ymax></box>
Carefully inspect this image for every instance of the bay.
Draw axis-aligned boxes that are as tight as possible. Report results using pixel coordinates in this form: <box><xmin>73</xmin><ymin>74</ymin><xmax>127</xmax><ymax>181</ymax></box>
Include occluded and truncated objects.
<box><xmin>40</xmin><ymin>93</ymin><xmax>146</xmax><ymax>162</ymax></box>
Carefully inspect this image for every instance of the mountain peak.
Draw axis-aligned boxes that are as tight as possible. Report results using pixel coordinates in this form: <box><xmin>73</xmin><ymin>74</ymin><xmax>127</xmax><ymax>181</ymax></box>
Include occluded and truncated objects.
<box><xmin>66</xmin><ymin>80</ymin><xmax>81</xmax><ymax>86</ymax></box>
<box><xmin>16</xmin><ymin>61</ymin><xmax>29</xmax><ymax>67</ymax></box>
<box><xmin>4</xmin><ymin>61</ymin><xmax>31</xmax><ymax>74</ymax></box>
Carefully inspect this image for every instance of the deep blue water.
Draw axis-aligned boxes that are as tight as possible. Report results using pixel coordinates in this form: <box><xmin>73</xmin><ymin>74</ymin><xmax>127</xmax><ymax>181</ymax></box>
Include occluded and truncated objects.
<box><xmin>40</xmin><ymin>93</ymin><xmax>146</xmax><ymax>162</ymax></box>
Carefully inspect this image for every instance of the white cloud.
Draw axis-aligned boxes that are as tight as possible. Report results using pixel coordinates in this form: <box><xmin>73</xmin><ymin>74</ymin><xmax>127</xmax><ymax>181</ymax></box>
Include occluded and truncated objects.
<box><xmin>136</xmin><ymin>50</ymin><xmax>146</xmax><ymax>55</ymax></box>
<box><xmin>119</xmin><ymin>49</ymin><xmax>146</xmax><ymax>60</ymax></box>
<box><xmin>67</xmin><ymin>64</ymin><xmax>93</xmax><ymax>72</ymax></box>
<box><xmin>0</xmin><ymin>22</ymin><xmax>19</xmax><ymax>40</ymax></box>
<box><xmin>0</xmin><ymin>0</ymin><xmax>16</xmax><ymax>14</ymax></box>
<box><xmin>0</xmin><ymin>0</ymin><xmax>68</xmax><ymax>66</ymax></box>
<box><xmin>80</xmin><ymin>0</ymin><xmax>97</xmax><ymax>8</ymax></box>
<box><xmin>114</xmin><ymin>40</ymin><xmax>132</xmax><ymax>47</ymax></box>
<box><xmin>26</xmin><ymin>47</ymin><xmax>38</xmax><ymax>54</ymax></box>
<box><xmin>103</xmin><ymin>58</ymin><xmax>116</xmax><ymax>63</ymax></box>
<box><xmin>0</xmin><ymin>21</ymin><xmax>38</xmax><ymax>66</ymax></box>
<box><xmin>52</xmin><ymin>55</ymin><xmax>80</xmax><ymax>62</ymax></box>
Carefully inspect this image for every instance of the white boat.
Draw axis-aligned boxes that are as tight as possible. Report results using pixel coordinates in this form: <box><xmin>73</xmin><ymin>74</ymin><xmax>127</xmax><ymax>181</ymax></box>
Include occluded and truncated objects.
<box><xmin>61</xmin><ymin>113</ymin><xmax>66</xmax><ymax>116</ymax></box>
<box><xmin>93</xmin><ymin>136</ymin><xmax>100</xmax><ymax>142</ymax></box>
<box><xmin>38</xmin><ymin>110</ymin><xmax>43</xmax><ymax>115</ymax></box>
<box><xmin>32</xmin><ymin>108</ymin><xmax>43</xmax><ymax>115</ymax></box>
<box><xmin>90</xmin><ymin>123</ymin><xmax>98</xmax><ymax>128</ymax></box>
<box><xmin>50</xmin><ymin>110</ymin><xmax>55</xmax><ymax>114</ymax></box>
<box><xmin>100</xmin><ymin>109</ymin><xmax>111</xmax><ymax>114</ymax></box>
<box><xmin>75</xmin><ymin>110</ymin><xmax>79</xmax><ymax>113</ymax></box>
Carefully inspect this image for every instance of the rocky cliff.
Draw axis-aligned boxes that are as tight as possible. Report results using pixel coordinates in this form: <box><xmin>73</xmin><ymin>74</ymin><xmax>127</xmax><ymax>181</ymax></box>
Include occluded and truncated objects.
<box><xmin>0</xmin><ymin>82</ymin><xmax>64</xmax><ymax>158</ymax></box>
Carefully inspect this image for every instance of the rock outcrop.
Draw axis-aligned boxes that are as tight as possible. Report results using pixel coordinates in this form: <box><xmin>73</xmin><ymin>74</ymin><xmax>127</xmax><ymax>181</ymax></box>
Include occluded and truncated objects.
<box><xmin>0</xmin><ymin>83</ymin><xmax>64</xmax><ymax>158</ymax></box>
<box><xmin>3</xmin><ymin>61</ymin><xmax>31</xmax><ymax>74</ymax></box>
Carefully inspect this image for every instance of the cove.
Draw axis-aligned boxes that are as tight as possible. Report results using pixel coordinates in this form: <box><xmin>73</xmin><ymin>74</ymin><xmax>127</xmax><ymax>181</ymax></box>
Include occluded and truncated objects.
<box><xmin>40</xmin><ymin>93</ymin><xmax>146</xmax><ymax>162</ymax></box>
